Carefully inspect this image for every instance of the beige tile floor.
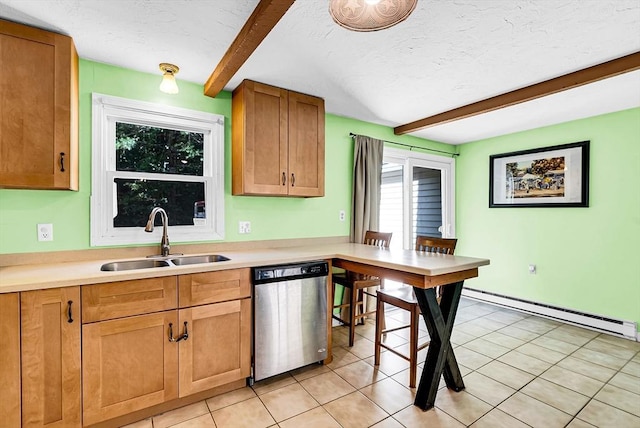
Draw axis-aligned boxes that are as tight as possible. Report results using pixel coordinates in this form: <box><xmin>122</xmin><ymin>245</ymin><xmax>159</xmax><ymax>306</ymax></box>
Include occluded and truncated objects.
<box><xmin>123</xmin><ymin>297</ymin><xmax>640</xmax><ymax>428</ymax></box>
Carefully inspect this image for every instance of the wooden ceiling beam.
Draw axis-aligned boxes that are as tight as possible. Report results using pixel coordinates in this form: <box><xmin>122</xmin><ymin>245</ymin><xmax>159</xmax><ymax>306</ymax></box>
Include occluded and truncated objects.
<box><xmin>394</xmin><ymin>51</ymin><xmax>640</xmax><ymax>135</ymax></box>
<box><xmin>204</xmin><ymin>0</ymin><xmax>295</xmax><ymax>98</ymax></box>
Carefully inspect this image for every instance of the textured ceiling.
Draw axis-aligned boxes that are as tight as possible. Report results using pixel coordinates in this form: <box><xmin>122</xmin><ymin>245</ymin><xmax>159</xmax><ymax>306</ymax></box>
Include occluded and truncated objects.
<box><xmin>1</xmin><ymin>0</ymin><xmax>639</xmax><ymax>144</ymax></box>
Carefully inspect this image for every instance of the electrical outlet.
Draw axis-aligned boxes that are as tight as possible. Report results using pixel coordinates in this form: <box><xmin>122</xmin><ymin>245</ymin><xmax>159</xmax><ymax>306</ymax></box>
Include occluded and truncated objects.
<box><xmin>37</xmin><ymin>223</ymin><xmax>53</xmax><ymax>242</ymax></box>
<box><xmin>339</xmin><ymin>210</ymin><xmax>345</xmax><ymax>222</ymax></box>
<box><xmin>238</xmin><ymin>221</ymin><xmax>251</xmax><ymax>234</ymax></box>
<box><xmin>528</xmin><ymin>264</ymin><xmax>536</xmax><ymax>274</ymax></box>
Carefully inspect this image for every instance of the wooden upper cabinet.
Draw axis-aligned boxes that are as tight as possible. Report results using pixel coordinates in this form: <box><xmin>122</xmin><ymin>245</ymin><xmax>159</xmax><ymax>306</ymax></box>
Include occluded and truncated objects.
<box><xmin>288</xmin><ymin>90</ymin><xmax>325</xmax><ymax>197</ymax></box>
<box><xmin>232</xmin><ymin>80</ymin><xmax>288</xmax><ymax>196</ymax></box>
<box><xmin>21</xmin><ymin>286</ymin><xmax>81</xmax><ymax>428</ymax></box>
<box><xmin>232</xmin><ymin>79</ymin><xmax>325</xmax><ymax>197</ymax></box>
<box><xmin>0</xmin><ymin>19</ymin><xmax>79</xmax><ymax>190</ymax></box>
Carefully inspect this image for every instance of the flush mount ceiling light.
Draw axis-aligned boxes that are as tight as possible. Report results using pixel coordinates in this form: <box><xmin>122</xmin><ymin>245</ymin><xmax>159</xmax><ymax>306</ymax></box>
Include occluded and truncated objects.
<box><xmin>159</xmin><ymin>63</ymin><xmax>180</xmax><ymax>94</ymax></box>
<box><xmin>329</xmin><ymin>0</ymin><xmax>417</xmax><ymax>32</ymax></box>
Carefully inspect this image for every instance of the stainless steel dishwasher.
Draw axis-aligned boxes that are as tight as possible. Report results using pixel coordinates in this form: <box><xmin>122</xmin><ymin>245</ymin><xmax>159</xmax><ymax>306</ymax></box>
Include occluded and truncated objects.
<box><xmin>252</xmin><ymin>260</ymin><xmax>328</xmax><ymax>382</ymax></box>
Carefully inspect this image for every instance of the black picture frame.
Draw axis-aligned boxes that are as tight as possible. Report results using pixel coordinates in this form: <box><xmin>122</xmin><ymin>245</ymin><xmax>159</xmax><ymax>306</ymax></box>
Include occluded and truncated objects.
<box><xmin>489</xmin><ymin>141</ymin><xmax>590</xmax><ymax>208</ymax></box>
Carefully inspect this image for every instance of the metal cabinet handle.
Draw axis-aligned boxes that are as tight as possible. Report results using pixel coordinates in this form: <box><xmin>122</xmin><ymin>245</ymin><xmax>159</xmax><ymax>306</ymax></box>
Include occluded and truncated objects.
<box><xmin>282</xmin><ymin>172</ymin><xmax>286</xmax><ymax>186</ymax></box>
<box><xmin>168</xmin><ymin>322</ymin><xmax>189</xmax><ymax>342</ymax></box>
<box><xmin>176</xmin><ymin>321</ymin><xmax>189</xmax><ymax>342</ymax></box>
<box><xmin>291</xmin><ymin>173</ymin><xmax>295</xmax><ymax>187</ymax></box>
<box><xmin>60</xmin><ymin>152</ymin><xmax>66</xmax><ymax>172</ymax></box>
<box><xmin>67</xmin><ymin>300</ymin><xmax>73</xmax><ymax>323</ymax></box>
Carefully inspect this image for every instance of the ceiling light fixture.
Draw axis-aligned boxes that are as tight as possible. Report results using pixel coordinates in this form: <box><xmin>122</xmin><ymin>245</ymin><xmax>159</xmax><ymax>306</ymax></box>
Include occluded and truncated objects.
<box><xmin>329</xmin><ymin>0</ymin><xmax>417</xmax><ymax>32</ymax></box>
<box><xmin>159</xmin><ymin>63</ymin><xmax>180</xmax><ymax>94</ymax></box>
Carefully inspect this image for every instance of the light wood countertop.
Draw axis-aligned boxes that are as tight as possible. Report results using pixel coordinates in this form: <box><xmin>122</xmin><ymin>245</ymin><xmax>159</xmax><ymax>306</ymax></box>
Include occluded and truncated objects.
<box><xmin>0</xmin><ymin>243</ymin><xmax>489</xmax><ymax>293</ymax></box>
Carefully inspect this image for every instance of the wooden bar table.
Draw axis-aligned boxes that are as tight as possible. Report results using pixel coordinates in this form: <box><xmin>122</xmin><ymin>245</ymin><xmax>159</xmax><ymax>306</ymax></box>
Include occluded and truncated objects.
<box><xmin>332</xmin><ymin>244</ymin><xmax>489</xmax><ymax>410</ymax></box>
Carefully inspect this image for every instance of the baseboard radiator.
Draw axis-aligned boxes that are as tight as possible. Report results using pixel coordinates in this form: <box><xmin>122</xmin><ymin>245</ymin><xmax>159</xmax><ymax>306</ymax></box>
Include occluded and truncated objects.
<box><xmin>462</xmin><ymin>287</ymin><xmax>637</xmax><ymax>340</ymax></box>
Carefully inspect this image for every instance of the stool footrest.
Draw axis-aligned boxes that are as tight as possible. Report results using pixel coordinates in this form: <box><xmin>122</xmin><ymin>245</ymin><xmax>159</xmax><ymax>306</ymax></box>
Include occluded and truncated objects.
<box><xmin>381</xmin><ymin>324</ymin><xmax>410</xmax><ymax>334</ymax></box>
<box><xmin>378</xmin><ymin>344</ymin><xmax>411</xmax><ymax>362</ymax></box>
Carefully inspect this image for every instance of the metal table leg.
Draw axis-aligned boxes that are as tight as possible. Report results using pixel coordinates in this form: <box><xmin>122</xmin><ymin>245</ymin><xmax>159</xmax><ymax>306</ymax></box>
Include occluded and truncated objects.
<box><xmin>412</xmin><ymin>281</ymin><xmax>466</xmax><ymax>410</ymax></box>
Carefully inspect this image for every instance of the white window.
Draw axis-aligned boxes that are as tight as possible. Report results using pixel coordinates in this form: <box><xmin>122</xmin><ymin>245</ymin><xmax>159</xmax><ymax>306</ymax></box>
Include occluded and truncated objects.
<box><xmin>380</xmin><ymin>147</ymin><xmax>455</xmax><ymax>250</ymax></box>
<box><xmin>91</xmin><ymin>94</ymin><xmax>225</xmax><ymax>246</ymax></box>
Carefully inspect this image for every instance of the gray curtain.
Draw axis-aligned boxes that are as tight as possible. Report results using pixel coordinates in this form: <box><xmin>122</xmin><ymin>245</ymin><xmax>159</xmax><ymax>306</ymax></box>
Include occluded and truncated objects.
<box><xmin>350</xmin><ymin>135</ymin><xmax>384</xmax><ymax>243</ymax></box>
<box><xmin>344</xmin><ymin>135</ymin><xmax>384</xmax><ymax>321</ymax></box>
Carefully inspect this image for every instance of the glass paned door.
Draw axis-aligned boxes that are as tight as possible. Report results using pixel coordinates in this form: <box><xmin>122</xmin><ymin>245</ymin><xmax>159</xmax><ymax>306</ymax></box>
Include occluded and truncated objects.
<box><xmin>380</xmin><ymin>147</ymin><xmax>455</xmax><ymax>250</ymax></box>
<box><xmin>412</xmin><ymin>165</ymin><xmax>442</xmax><ymax>242</ymax></box>
<box><xmin>380</xmin><ymin>162</ymin><xmax>404</xmax><ymax>250</ymax></box>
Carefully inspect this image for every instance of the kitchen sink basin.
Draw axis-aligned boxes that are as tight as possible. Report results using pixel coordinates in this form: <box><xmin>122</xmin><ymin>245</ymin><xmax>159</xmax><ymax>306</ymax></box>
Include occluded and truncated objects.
<box><xmin>170</xmin><ymin>254</ymin><xmax>230</xmax><ymax>265</ymax></box>
<box><xmin>100</xmin><ymin>254</ymin><xmax>230</xmax><ymax>271</ymax></box>
<box><xmin>100</xmin><ymin>259</ymin><xmax>171</xmax><ymax>271</ymax></box>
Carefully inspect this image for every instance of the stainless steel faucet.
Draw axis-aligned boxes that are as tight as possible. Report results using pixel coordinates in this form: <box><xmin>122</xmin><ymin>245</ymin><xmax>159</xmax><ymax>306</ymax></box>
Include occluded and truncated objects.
<box><xmin>145</xmin><ymin>207</ymin><xmax>171</xmax><ymax>257</ymax></box>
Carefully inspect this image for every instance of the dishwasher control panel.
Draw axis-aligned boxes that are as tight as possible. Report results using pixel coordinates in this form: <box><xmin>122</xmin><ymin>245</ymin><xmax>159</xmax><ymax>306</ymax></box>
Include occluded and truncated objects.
<box><xmin>253</xmin><ymin>261</ymin><xmax>329</xmax><ymax>283</ymax></box>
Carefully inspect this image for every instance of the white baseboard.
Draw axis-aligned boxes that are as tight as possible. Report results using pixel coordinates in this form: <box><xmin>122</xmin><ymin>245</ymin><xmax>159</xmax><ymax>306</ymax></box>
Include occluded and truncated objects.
<box><xmin>462</xmin><ymin>287</ymin><xmax>638</xmax><ymax>341</ymax></box>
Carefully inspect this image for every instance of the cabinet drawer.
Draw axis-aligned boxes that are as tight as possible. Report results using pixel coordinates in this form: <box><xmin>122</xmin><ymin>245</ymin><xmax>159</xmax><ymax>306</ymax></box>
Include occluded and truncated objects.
<box><xmin>82</xmin><ymin>277</ymin><xmax>177</xmax><ymax>323</ymax></box>
<box><xmin>179</xmin><ymin>269</ymin><xmax>250</xmax><ymax>307</ymax></box>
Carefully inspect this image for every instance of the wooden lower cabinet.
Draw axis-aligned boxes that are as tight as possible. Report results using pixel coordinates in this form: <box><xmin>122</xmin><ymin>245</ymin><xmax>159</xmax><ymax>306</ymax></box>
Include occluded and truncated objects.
<box><xmin>179</xmin><ymin>299</ymin><xmax>251</xmax><ymax>396</ymax></box>
<box><xmin>81</xmin><ymin>299</ymin><xmax>251</xmax><ymax>425</ymax></box>
<box><xmin>10</xmin><ymin>270</ymin><xmax>252</xmax><ymax>426</ymax></box>
<box><xmin>82</xmin><ymin>311</ymin><xmax>179</xmax><ymax>426</ymax></box>
<box><xmin>0</xmin><ymin>293</ymin><xmax>21</xmax><ymax>427</ymax></box>
<box><xmin>21</xmin><ymin>286</ymin><xmax>81</xmax><ymax>428</ymax></box>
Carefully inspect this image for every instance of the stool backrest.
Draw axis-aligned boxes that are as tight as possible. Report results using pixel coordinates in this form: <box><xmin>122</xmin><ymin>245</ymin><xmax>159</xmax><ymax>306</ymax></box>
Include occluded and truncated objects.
<box><xmin>363</xmin><ymin>231</ymin><xmax>392</xmax><ymax>248</ymax></box>
<box><xmin>415</xmin><ymin>236</ymin><xmax>457</xmax><ymax>254</ymax></box>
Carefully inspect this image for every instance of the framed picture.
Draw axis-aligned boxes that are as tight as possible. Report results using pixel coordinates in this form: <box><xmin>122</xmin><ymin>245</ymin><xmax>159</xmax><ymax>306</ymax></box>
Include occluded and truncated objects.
<box><xmin>489</xmin><ymin>141</ymin><xmax>589</xmax><ymax>208</ymax></box>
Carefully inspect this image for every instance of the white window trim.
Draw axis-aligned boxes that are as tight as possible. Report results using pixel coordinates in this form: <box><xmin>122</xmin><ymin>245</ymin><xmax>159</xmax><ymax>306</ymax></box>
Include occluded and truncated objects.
<box><xmin>91</xmin><ymin>93</ymin><xmax>225</xmax><ymax>246</ymax></box>
<box><xmin>383</xmin><ymin>147</ymin><xmax>456</xmax><ymax>249</ymax></box>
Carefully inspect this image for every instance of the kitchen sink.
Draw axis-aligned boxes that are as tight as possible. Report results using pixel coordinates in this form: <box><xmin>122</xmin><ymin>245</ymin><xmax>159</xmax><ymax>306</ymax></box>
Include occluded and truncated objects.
<box><xmin>170</xmin><ymin>254</ymin><xmax>230</xmax><ymax>265</ymax></box>
<box><xmin>100</xmin><ymin>259</ymin><xmax>171</xmax><ymax>271</ymax></box>
<box><xmin>100</xmin><ymin>254</ymin><xmax>230</xmax><ymax>271</ymax></box>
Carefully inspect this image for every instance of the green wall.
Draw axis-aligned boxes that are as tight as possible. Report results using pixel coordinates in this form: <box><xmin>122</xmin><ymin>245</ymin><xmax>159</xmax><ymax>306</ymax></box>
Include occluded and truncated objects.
<box><xmin>1</xmin><ymin>59</ymin><xmax>637</xmax><ymax>332</ymax></box>
<box><xmin>456</xmin><ymin>108</ymin><xmax>640</xmax><ymax>331</ymax></box>
<box><xmin>0</xmin><ymin>59</ymin><xmax>447</xmax><ymax>254</ymax></box>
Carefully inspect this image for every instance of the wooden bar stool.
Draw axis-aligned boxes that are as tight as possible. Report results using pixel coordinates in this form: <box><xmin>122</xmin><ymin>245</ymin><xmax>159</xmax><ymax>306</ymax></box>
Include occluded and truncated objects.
<box><xmin>332</xmin><ymin>230</ymin><xmax>392</xmax><ymax>347</ymax></box>
<box><xmin>374</xmin><ymin>236</ymin><xmax>457</xmax><ymax>387</ymax></box>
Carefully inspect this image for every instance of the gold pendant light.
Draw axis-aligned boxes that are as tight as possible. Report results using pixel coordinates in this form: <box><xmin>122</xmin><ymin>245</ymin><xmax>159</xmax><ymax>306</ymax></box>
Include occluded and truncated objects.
<box><xmin>159</xmin><ymin>63</ymin><xmax>180</xmax><ymax>94</ymax></box>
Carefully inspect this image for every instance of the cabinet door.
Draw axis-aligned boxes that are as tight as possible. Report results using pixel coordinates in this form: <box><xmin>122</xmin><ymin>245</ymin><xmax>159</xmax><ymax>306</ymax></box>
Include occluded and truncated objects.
<box><xmin>178</xmin><ymin>299</ymin><xmax>251</xmax><ymax>396</ymax></box>
<box><xmin>232</xmin><ymin>80</ymin><xmax>289</xmax><ymax>195</ymax></box>
<box><xmin>288</xmin><ymin>90</ymin><xmax>325</xmax><ymax>197</ymax></box>
<box><xmin>0</xmin><ymin>19</ymin><xmax>78</xmax><ymax>190</ymax></box>
<box><xmin>178</xmin><ymin>268</ymin><xmax>250</xmax><ymax>307</ymax></box>
<box><xmin>82</xmin><ymin>311</ymin><xmax>178</xmax><ymax>426</ymax></box>
<box><xmin>0</xmin><ymin>293</ymin><xmax>21</xmax><ymax>427</ymax></box>
<box><xmin>21</xmin><ymin>287</ymin><xmax>81</xmax><ymax>428</ymax></box>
